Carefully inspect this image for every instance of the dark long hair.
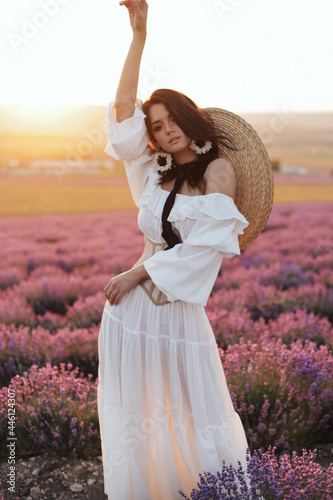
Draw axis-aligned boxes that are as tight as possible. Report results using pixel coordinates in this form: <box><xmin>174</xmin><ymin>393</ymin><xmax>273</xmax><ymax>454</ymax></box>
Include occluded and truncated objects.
<box><xmin>142</xmin><ymin>89</ymin><xmax>238</xmax><ymax>192</ymax></box>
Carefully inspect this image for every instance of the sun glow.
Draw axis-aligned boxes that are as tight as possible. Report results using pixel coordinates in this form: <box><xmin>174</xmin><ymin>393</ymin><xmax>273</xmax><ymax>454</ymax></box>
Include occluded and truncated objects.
<box><xmin>2</xmin><ymin>105</ymin><xmax>79</xmax><ymax>135</ymax></box>
<box><xmin>1</xmin><ymin>0</ymin><xmax>333</xmax><ymax>113</ymax></box>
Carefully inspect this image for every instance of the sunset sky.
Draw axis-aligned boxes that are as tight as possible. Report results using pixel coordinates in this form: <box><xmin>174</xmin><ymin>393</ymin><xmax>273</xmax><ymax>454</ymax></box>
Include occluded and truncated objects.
<box><xmin>1</xmin><ymin>0</ymin><xmax>333</xmax><ymax>114</ymax></box>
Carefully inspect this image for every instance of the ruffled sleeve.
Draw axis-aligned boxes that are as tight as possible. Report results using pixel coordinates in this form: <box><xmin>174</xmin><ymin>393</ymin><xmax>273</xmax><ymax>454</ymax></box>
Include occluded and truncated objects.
<box><xmin>104</xmin><ymin>99</ymin><xmax>154</xmax><ymax>205</ymax></box>
<box><xmin>143</xmin><ymin>194</ymin><xmax>249</xmax><ymax>306</ymax></box>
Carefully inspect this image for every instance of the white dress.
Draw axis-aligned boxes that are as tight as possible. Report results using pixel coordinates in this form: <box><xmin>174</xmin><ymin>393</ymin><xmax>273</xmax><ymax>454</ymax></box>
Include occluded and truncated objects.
<box><xmin>97</xmin><ymin>101</ymin><xmax>250</xmax><ymax>500</ymax></box>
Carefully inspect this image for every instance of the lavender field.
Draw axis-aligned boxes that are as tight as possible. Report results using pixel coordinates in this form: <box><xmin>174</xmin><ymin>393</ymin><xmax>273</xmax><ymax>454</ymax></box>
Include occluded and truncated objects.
<box><xmin>0</xmin><ymin>202</ymin><xmax>332</xmax><ymax>498</ymax></box>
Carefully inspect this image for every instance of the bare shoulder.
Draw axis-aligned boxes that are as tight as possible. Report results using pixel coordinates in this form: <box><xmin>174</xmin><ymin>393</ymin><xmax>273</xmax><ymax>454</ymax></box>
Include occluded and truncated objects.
<box><xmin>204</xmin><ymin>157</ymin><xmax>237</xmax><ymax>199</ymax></box>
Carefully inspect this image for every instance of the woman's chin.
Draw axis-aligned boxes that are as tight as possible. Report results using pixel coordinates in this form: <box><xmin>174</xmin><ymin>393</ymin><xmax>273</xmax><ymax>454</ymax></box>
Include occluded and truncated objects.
<box><xmin>165</xmin><ymin>144</ymin><xmax>190</xmax><ymax>155</ymax></box>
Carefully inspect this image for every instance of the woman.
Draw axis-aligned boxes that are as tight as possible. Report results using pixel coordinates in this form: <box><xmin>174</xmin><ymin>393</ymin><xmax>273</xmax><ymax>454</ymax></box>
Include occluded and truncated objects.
<box><xmin>98</xmin><ymin>1</ymin><xmax>273</xmax><ymax>498</ymax></box>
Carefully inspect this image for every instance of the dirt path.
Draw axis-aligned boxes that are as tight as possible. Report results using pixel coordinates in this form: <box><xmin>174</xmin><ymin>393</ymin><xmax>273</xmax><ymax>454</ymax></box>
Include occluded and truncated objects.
<box><xmin>1</xmin><ymin>443</ymin><xmax>332</xmax><ymax>499</ymax></box>
<box><xmin>0</xmin><ymin>453</ymin><xmax>107</xmax><ymax>500</ymax></box>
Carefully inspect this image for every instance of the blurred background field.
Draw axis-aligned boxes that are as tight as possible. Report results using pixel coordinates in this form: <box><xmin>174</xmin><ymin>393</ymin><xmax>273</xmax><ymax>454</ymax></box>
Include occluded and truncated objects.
<box><xmin>0</xmin><ymin>105</ymin><xmax>333</xmax><ymax>215</ymax></box>
<box><xmin>1</xmin><ymin>175</ymin><xmax>333</xmax><ymax>216</ymax></box>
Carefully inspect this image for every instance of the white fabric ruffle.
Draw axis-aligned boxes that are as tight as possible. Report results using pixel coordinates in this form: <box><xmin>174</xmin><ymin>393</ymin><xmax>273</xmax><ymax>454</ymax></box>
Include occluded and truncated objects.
<box><xmin>142</xmin><ymin>188</ymin><xmax>249</xmax><ymax>306</ymax></box>
<box><xmin>104</xmin><ymin>99</ymin><xmax>150</xmax><ymax>161</ymax></box>
<box><xmin>104</xmin><ymin>100</ymin><xmax>154</xmax><ymax>205</ymax></box>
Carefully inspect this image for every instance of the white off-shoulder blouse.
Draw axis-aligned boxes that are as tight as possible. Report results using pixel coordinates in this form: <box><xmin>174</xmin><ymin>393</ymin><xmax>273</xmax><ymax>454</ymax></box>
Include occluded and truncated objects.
<box><xmin>104</xmin><ymin>100</ymin><xmax>249</xmax><ymax>307</ymax></box>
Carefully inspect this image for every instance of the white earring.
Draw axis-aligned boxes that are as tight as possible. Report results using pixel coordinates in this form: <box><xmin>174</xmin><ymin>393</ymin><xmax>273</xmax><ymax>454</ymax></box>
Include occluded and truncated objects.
<box><xmin>189</xmin><ymin>139</ymin><xmax>213</xmax><ymax>155</ymax></box>
<box><xmin>152</xmin><ymin>151</ymin><xmax>173</xmax><ymax>173</ymax></box>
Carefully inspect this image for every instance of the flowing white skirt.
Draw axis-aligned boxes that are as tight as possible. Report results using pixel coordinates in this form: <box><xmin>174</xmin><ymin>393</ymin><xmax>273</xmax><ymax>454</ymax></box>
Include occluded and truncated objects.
<box><xmin>97</xmin><ymin>284</ymin><xmax>249</xmax><ymax>500</ymax></box>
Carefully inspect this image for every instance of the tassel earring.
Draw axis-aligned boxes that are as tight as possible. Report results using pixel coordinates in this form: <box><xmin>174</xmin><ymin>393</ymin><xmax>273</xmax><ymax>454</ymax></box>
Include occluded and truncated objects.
<box><xmin>189</xmin><ymin>139</ymin><xmax>213</xmax><ymax>155</ymax></box>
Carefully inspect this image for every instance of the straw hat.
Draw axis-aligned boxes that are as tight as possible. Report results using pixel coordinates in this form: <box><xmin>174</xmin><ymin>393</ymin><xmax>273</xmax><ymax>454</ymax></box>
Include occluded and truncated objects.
<box><xmin>204</xmin><ymin>107</ymin><xmax>274</xmax><ymax>251</ymax></box>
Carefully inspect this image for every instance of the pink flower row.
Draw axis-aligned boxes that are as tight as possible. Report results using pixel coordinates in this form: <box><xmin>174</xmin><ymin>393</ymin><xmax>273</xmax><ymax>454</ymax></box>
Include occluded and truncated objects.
<box><xmin>1</xmin><ymin>335</ymin><xmax>332</xmax><ymax>453</ymax></box>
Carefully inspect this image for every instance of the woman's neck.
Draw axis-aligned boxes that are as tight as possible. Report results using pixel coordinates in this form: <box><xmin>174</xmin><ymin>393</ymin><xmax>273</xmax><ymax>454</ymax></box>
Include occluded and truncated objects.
<box><xmin>172</xmin><ymin>149</ymin><xmax>197</xmax><ymax>165</ymax></box>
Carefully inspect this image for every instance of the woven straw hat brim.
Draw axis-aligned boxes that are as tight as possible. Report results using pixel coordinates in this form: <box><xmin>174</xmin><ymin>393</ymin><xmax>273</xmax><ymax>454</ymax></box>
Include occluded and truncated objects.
<box><xmin>204</xmin><ymin>107</ymin><xmax>274</xmax><ymax>251</ymax></box>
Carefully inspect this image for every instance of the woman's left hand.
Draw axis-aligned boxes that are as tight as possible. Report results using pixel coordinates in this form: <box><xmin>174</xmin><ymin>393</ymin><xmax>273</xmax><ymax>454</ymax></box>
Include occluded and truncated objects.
<box><xmin>104</xmin><ymin>264</ymin><xmax>149</xmax><ymax>306</ymax></box>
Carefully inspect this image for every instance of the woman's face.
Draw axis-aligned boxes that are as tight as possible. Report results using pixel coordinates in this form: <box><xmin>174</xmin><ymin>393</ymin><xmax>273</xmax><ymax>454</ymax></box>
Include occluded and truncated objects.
<box><xmin>148</xmin><ymin>103</ymin><xmax>192</xmax><ymax>154</ymax></box>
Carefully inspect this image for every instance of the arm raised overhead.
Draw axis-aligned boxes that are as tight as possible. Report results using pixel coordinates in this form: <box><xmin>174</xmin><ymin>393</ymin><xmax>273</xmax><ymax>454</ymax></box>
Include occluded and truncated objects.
<box><xmin>115</xmin><ymin>0</ymin><xmax>149</xmax><ymax>123</ymax></box>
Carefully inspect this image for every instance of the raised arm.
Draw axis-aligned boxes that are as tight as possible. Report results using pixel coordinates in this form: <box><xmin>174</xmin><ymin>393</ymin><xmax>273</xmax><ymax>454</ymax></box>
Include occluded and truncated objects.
<box><xmin>115</xmin><ymin>0</ymin><xmax>148</xmax><ymax>123</ymax></box>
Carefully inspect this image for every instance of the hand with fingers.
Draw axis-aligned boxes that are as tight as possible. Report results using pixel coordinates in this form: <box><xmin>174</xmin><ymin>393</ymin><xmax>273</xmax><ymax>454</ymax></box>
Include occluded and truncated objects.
<box><xmin>104</xmin><ymin>264</ymin><xmax>149</xmax><ymax>306</ymax></box>
<box><xmin>119</xmin><ymin>0</ymin><xmax>149</xmax><ymax>34</ymax></box>
<box><xmin>104</xmin><ymin>272</ymin><xmax>134</xmax><ymax>306</ymax></box>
